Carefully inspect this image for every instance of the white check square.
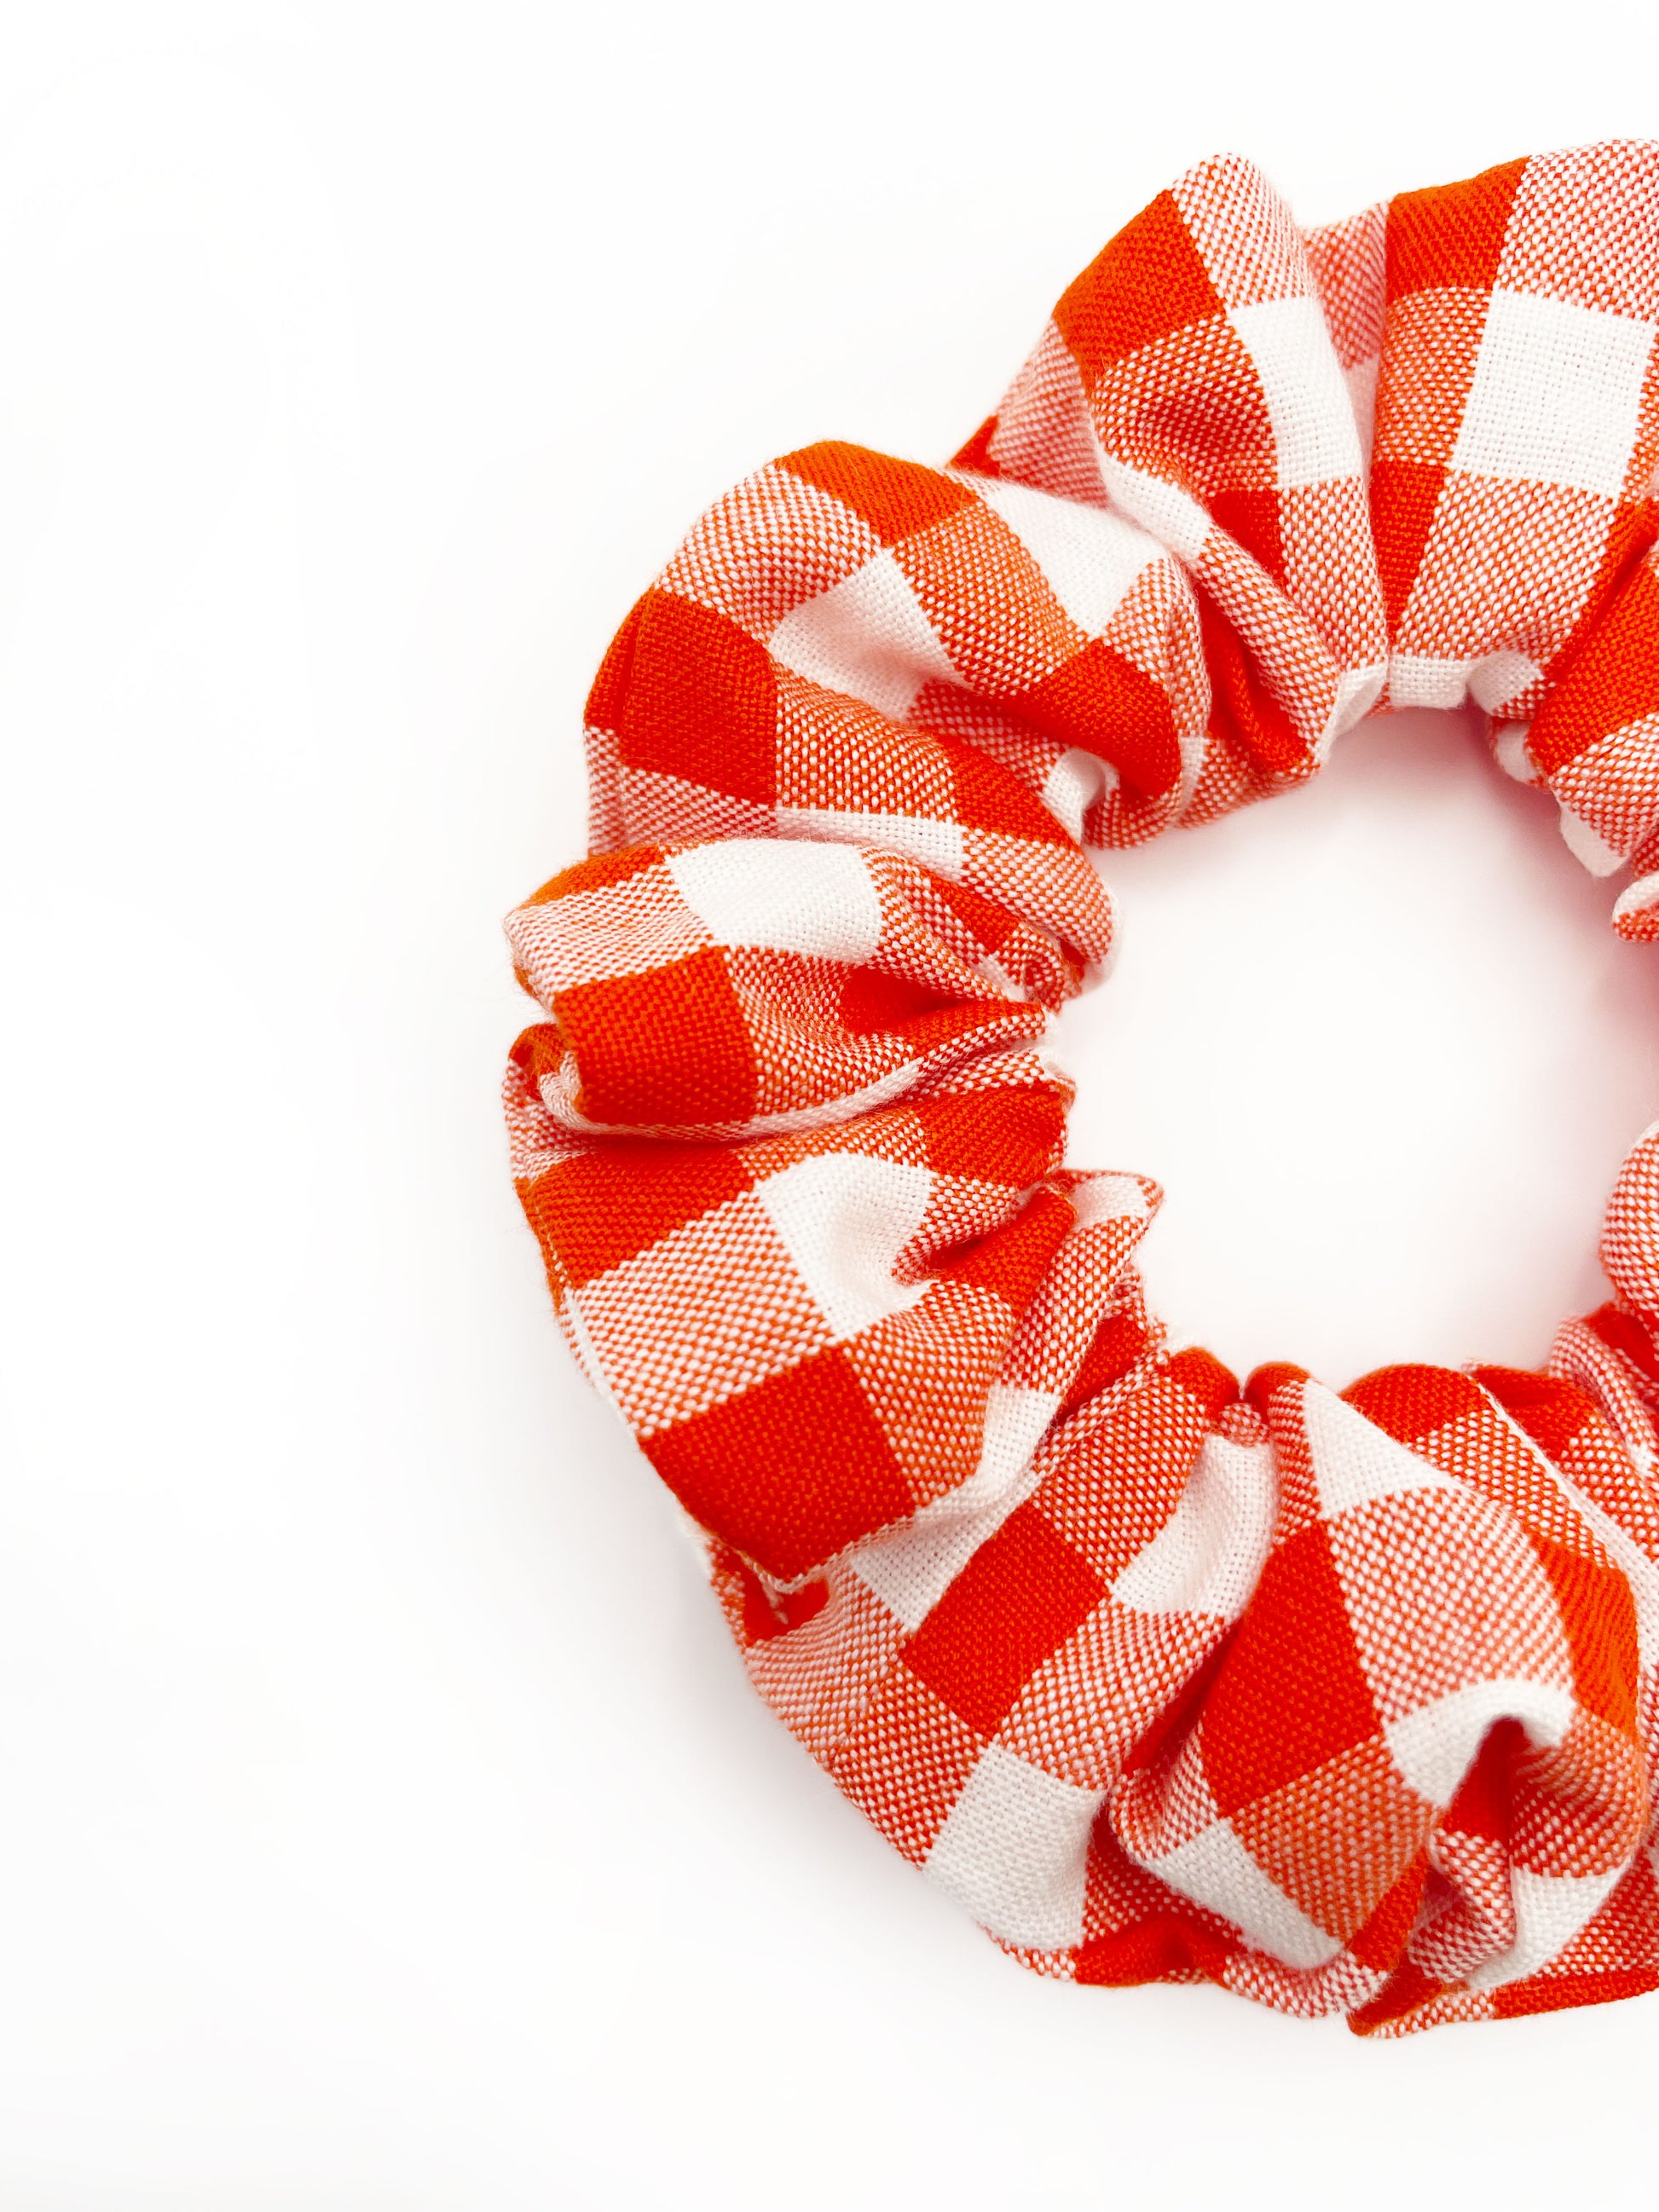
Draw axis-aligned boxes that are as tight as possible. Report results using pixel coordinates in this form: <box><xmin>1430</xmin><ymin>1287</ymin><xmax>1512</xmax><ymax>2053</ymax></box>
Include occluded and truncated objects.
<box><xmin>1453</xmin><ymin>289</ymin><xmax>1656</xmax><ymax>500</ymax></box>
<box><xmin>755</xmin><ymin>1150</ymin><xmax>934</xmax><ymax>1343</ymax></box>
<box><xmin>969</xmin><ymin>472</ymin><xmax>1163</xmax><ymax>637</ymax></box>
<box><xmin>1231</xmin><ymin>295</ymin><xmax>1365</xmax><ymax>490</ymax></box>
<box><xmin>769</xmin><ymin>548</ymin><xmax>960</xmax><ymax>719</ymax></box>
<box><xmin>925</xmin><ymin>1743</ymin><xmax>1103</xmax><ymax>1950</ymax></box>
<box><xmin>668</xmin><ymin>839</ymin><xmax>884</xmax><ymax>963</ymax></box>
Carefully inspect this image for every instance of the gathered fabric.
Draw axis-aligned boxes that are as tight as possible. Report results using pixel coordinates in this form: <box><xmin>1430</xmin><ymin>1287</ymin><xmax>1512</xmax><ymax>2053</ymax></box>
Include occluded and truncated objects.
<box><xmin>505</xmin><ymin>144</ymin><xmax>1659</xmax><ymax>2034</ymax></box>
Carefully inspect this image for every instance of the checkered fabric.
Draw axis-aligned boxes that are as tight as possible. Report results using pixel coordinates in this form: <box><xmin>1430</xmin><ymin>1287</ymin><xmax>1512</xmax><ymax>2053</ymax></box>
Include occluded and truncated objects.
<box><xmin>506</xmin><ymin>144</ymin><xmax>1659</xmax><ymax>2035</ymax></box>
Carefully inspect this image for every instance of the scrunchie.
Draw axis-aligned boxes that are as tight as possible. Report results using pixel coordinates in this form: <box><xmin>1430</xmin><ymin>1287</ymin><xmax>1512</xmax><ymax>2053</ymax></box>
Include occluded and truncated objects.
<box><xmin>505</xmin><ymin>143</ymin><xmax>1659</xmax><ymax>2036</ymax></box>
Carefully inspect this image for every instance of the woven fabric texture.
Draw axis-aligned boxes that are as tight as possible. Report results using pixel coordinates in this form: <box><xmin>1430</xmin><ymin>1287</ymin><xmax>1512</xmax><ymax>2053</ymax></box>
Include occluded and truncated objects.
<box><xmin>506</xmin><ymin>144</ymin><xmax>1659</xmax><ymax>2035</ymax></box>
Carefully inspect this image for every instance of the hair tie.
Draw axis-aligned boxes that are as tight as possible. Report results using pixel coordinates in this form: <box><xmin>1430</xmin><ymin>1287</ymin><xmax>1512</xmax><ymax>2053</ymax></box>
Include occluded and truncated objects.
<box><xmin>505</xmin><ymin>144</ymin><xmax>1659</xmax><ymax>2036</ymax></box>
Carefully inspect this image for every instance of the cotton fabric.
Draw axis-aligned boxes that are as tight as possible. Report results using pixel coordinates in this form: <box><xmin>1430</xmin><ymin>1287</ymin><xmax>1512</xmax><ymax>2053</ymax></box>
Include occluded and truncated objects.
<box><xmin>505</xmin><ymin>145</ymin><xmax>1659</xmax><ymax>2034</ymax></box>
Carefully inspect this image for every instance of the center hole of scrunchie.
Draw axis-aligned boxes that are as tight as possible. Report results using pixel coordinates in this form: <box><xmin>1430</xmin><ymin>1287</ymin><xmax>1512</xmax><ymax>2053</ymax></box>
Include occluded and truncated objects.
<box><xmin>1066</xmin><ymin>706</ymin><xmax>1659</xmax><ymax>1384</ymax></box>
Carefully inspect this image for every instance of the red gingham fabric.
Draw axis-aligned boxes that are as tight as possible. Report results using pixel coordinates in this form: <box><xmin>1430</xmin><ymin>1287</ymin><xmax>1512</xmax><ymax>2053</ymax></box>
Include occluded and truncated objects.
<box><xmin>506</xmin><ymin>144</ymin><xmax>1659</xmax><ymax>2035</ymax></box>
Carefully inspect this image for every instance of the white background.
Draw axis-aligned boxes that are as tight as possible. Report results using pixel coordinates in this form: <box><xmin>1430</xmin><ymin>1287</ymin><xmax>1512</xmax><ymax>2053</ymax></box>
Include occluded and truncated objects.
<box><xmin>6</xmin><ymin>3</ymin><xmax>1659</xmax><ymax>2204</ymax></box>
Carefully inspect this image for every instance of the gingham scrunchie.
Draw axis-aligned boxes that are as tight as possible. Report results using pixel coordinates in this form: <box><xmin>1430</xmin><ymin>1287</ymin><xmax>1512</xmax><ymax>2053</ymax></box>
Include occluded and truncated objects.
<box><xmin>505</xmin><ymin>144</ymin><xmax>1659</xmax><ymax>2036</ymax></box>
